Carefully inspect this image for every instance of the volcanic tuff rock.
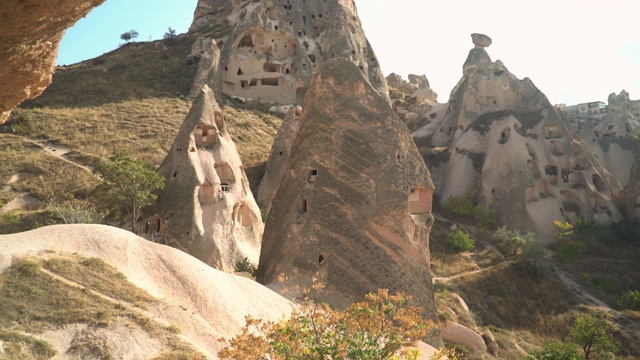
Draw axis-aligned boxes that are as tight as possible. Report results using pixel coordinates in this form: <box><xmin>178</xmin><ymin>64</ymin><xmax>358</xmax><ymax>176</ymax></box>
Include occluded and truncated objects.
<box><xmin>387</xmin><ymin>73</ymin><xmax>439</xmax><ymax>131</ymax></box>
<box><xmin>0</xmin><ymin>0</ymin><xmax>105</xmax><ymax>124</ymax></box>
<box><xmin>0</xmin><ymin>225</ymin><xmax>292</xmax><ymax>358</ymax></box>
<box><xmin>189</xmin><ymin>0</ymin><xmax>389</xmax><ymax>105</ymax></box>
<box><xmin>257</xmin><ymin>59</ymin><xmax>437</xmax><ymax>326</ymax></box>
<box><xmin>412</xmin><ymin>34</ymin><xmax>623</xmax><ymax>239</ymax></box>
<box><xmin>146</xmin><ymin>85</ymin><xmax>263</xmax><ymax>271</ymax></box>
<box><xmin>593</xmin><ymin>91</ymin><xmax>640</xmax><ymax>139</ymax></box>
<box><xmin>257</xmin><ymin>106</ymin><xmax>301</xmax><ymax>212</ymax></box>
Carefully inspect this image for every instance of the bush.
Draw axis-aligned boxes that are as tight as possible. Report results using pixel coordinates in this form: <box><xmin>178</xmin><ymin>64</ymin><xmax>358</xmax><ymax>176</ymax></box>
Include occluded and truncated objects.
<box><xmin>48</xmin><ymin>198</ymin><xmax>105</xmax><ymax>224</ymax></box>
<box><xmin>495</xmin><ymin>226</ymin><xmax>534</xmax><ymax>256</ymax></box>
<box><xmin>568</xmin><ymin>313</ymin><xmax>617</xmax><ymax>360</ymax></box>
<box><xmin>518</xmin><ymin>239</ymin><xmax>551</xmax><ymax>278</ymax></box>
<box><xmin>555</xmin><ymin>239</ymin><xmax>586</xmax><ymax>263</ymax></box>
<box><xmin>218</xmin><ymin>287</ymin><xmax>436</xmax><ymax>359</ymax></box>
<box><xmin>618</xmin><ymin>290</ymin><xmax>640</xmax><ymax>310</ymax></box>
<box><xmin>0</xmin><ymin>109</ymin><xmax>34</xmax><ymax>136</ymax></box>
<box><xmin>447</xmin><ymin>230</ymin><xmax>475</xmax><ymax>252</ymax></box>
<box><xmin>526</xmin><ymin>341</ymin><xmax>584</xmax><ymax>360</ymax></box>
<box><xmin>234</xmin><ymin>257</ymin><xmax>257</xmax><ymax>277</ymax></box>
<box><xmin>443</xmin><ymin>192</ymin><xmax>497</xmax><ymax>229</ymax></box>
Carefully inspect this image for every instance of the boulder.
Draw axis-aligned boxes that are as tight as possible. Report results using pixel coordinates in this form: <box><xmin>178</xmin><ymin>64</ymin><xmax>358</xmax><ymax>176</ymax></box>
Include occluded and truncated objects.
<box><xmin>405</xmin><ymin>112</ymin><xmax>420</xmax><ymax>122</ymax></box>
<box><xmin>415</xmin><ymin>88</ymin><xmax>438</xmax><ymax>103</ymax></box>
<box><xmin>471</xmin><ymin>33</ymin><xmax>492</xmax><ymax>47</ymax></box>
<box><xmin>257</xmin><ymin>59</ymin><xmax>438</xmax><ymax>331</ymax></box>
<box><xmin>0</xmin><ymin>0</ymin><xmax>106</xmax><ymax>123</ymax></box>
<box><xmin>146</xmin><ymin>85</ymin><xmax>263</xmax><ymax>271</ymax></box>
<box><xmin>441</xmin><ymin>322</ymin><xmax>487</xmax><ymax>354</ymax></box>
<box><xmin>408</xmin><ymin>74</ymin><xmax>431</xmax><ymax>89</ymax></box>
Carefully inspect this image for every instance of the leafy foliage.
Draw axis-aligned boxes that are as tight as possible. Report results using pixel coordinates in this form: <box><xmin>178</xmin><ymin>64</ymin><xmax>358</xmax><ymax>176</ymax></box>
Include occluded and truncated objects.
<box><xmin>163</xmin><ymin>27</ymin><xmax>177</xmax><ymax>39</ymax></box>
<box><xmin>553</xmin><ymin>221</ymin><xmax>585</xmax><ymax>263</ymax></box>
<box><xmin>518</xmin><ymin>238</ymin><xmax>551</xmax><ymax>278</ymax></box>
<box><xmin>526</xmin><ymin>341</ymin><xmax>584</xmax><ymax>360</ymax></box>
<box><xmin>93</xmin><ymin>149</ymin><xmax>165</xmax><ymax>232</ymax></box>
<box><xmin>234</xmin><ymin>257</ymin><xmax>258</xmax><ymax>278</ymax></box>
<box><xmin>48</xmin><ymin>197</ymin><xmax>106</xmax><ymax>224</ymax></box>
<box><xmin>442</xmin><ymin>192</ymin><xmax>497</xmax><ymax>229</ymax></box>
<box><xmin>568</xmin><ymin>313</ymin><xmax>617</xmax><ymax>360</ymax></box>
<box><xmin>617</xmin><ymin>290</ymin><xmax>640</xmax><ymax>310</ymax></box>
<box><xmin>446</xmin><ymin>229</ymin><xmax>475</xmax><ymax>252</ymax></box>
<box><xmin>120</xmin><ymin>29</ymin><xmax>139</xmax><ymax>43</ymax></box>
<box><xmin>218</xmin><ymin>285</ymin><xmax>437</xmax><ymax>359</ymax></box>
<box><xmin>495</xmin><ymin>226</ymin><xmax>533</xmax><ymax>256</ymax></box>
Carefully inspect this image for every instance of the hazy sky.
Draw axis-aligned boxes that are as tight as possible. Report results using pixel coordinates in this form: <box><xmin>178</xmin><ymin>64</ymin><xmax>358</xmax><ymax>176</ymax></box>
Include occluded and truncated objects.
<box><xmin>57</xmin><ymin>0</ymin><xmax>640</xmax><ymax>105</ymax></box>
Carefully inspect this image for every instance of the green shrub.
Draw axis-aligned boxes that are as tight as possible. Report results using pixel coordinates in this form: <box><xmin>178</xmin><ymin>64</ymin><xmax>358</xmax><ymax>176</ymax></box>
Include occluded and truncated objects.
<box><xmin>48</xmin><ymin>198</ymin><xmax>106</xmax><ymax>224</ymax></box>
<box><xmin>618</xmin><ymin>290</ymin><xmax>640</xmax><ymax>310</ymax></box>
<box><xmin>555</xmin><ymin>239</ymin><xmax>586</xmax><ymax>263</ymax></box>
<box><xmin>443</xmin><ymin>192</ymin><xmax>497</xmax><ymax>229</ymax></box>
<box><xmin>447</xmin><ymin>230</ymin><xmax>475</xmax><ymax>252</ymax></box>
<box><xmin>526</xmin><ymin>341</ymin><xmax>584</xmax><ymax>360</ymax></box>
<box><xmin>234</xmin><ymin>257</ymin><xmax>258</xmax><ymax>277</ymax></box>
<box><xmin>517</xmin><ymin>239</ymin><xmax>551</xmax><ymax>278</ymax></box>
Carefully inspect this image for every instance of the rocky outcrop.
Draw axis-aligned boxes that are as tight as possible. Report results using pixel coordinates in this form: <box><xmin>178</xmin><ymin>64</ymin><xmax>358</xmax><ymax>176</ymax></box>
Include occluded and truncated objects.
<box><xmin>189</xmin><ymin>0</ymin><xmax>389</xmax><ymax>105</ymax></box>
<box><xmin>0</xmin><ymin>0</ymin><xmax>106</xmax><ymax>124</ymax></box>
<box><xmin>412</xmin><ymin>34</ymin><xmax>623</xmax><ymax>239</ymax></box>
<box><xmin>387</xmin><ymin>73</ymin><xmax>439</xmax><ymax>131</ymax></box>
<box><xmin>592</xmin><ymin>91</ymin><xmax>640</xmax><ymax>139</ymax></box>
<box><xmin>146</xmin><ymin>85</ymin><xmax>263</xmax><ymax>271</ymax></box>
<box><xmin>187</xmin><ymin>37</ymin><xmax>222</xmax><ymax>98</ymax></box>
<box><xmin>0</xmin><ymin>224</ymin><xmax>292</xmax><ymax>358</ymax></box>
<box><xmin>471</xmin><ymin>33</ymin><xmax>492</xmax><ymax>48</ymax></box>
<box><xmin>257</xmin><ymin>106</ymin><xmax>302</xmax><ymax>212</ymax></box>
<box><xmin>256</xmin><ymin>59</ymin><xmax>437</xmax><ymax>327</ymax></box>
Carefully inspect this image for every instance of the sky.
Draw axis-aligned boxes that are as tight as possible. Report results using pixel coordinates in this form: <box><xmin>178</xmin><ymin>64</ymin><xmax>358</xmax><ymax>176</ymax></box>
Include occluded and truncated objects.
<box><xmin>57</xmin><ymin>0</ymin><xmax>640</xmax><ymax>106</ymax></box>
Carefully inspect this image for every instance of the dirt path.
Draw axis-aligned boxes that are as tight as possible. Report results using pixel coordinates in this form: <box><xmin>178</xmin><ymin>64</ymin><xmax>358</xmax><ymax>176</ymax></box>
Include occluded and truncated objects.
<box><xmin>432</xmin><ymin>261</ymin><xmax>512</xmax><ymax>283</ymax></box>
<box><xmin>25</xmin><ymin>138</ymin><xmax>93</xmax><ymax>173</ymax></box>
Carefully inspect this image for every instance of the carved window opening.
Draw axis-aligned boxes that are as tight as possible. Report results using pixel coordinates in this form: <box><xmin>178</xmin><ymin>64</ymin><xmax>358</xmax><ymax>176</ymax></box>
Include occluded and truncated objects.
<box><xmin>298</xmin><ymin>198</ymin><xmax>307</xmax><ymax>213</ymax></box>
<box><xmin>308</xmin><ymin>169</ymin><xmax>318</xmax><ymax>183</ymax></box>
<box><xmin>262</xmin><ymin>78</ymin><xmax>279</xmax><ymax>86</ymax></box>
<box><xmin>238</xmin><ymin>35</ymin><xmax>254</xmax><ymax>48</ymax></box>
<box><xmin>318</xmin><ymin>254</ymin><xmax>326</xmax><ymax>265</ymax></box>
<box><xmin>220</xmin><ymin>183</ymin><xmax>230</xmax><ymax>192</ymax></box>
<box><xmin>408</xmin><ymin>187</ymin><xmax>433</xmax><ymax>215</ymax></box>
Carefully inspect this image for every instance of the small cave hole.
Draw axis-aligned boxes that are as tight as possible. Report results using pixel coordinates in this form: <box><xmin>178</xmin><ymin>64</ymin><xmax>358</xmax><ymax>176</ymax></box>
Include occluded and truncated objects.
<box><xmin>274</xmin><ymin>25</ymin><xmax>279</xmax><ymax>30</ymax></box>
<box><xmin>298</xmin><ymin>198</ymin><xmax>307</xmax><ymax>213</ymax></box>
<box><xmin>319</xmin><ymin>254</ymin><xmax>326</xmax><ymax>265</ymax></box>
<box><xmin>308</xmin><ymin>169</ymin><xmax>318</xmax><ymax>183</ymax></box>
<box><xmin>237</xmin><ymin>68</ymin><xmax>244</xmax><ymax>75</ymax></box>
<box><xmin>173</xmin><ymin>171</ymin><xmax>178</xmax><ymax>178</ymax></box>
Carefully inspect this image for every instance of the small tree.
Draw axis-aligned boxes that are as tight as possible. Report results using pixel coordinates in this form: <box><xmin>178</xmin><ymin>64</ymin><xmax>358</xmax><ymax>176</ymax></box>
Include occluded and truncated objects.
<box><xmin>447</xmin><ymin>229</ymin><xmax>475</xmax><ymax>252</ymax></box>
<box><xmin>93</xmin><ymin>150</ymin><xmax>165</xmax><ymax>232</ymax></box>
<box><xmin>120</xmin><ymin>29</ymin><xmax>139</xmax><ymax>43</ymax></box>
<box><xmin>617</xmin><ymin>290</ymin><xmax>640</xmax><ymax>310</ymax></box>
<box><xmin>568</xmin><ymin>313</ymin><xmax>617</xmax><ymax>360</ymax></box>
<box><xmin>163</xmin><ymin>27</ymin><xmax>177</xmax><ymax>39</ymax></box>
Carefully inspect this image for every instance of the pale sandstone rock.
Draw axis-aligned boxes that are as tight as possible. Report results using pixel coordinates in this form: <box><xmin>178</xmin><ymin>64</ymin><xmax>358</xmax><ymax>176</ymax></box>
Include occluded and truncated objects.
<box><xmin>257</xmin><ymin>60</ymin><xmax>438</xmax><ymax>338</ymax></box>
<box><xmin>146</xmin><ymin>85</ymin><xmax>263</xmax><ymax>271</ymax></box>
<box><xmin>190</xmin><ymin>0</ymin><xmax>389</xmax><ymax>105</ymax></box>
<box><xmin>0</xmin><ymin>224</ymin><xmax>292</xmax><ymax>358</ymax></box>
<box><xmin>449</xmin><ymin>293</ymin><xmax>469</xmax><ymax>313</ymax></box>
<box><xmin>442</xmin><ymin>322</ymin><xmax>487</xmax><ymax>354</ymax></box>
<box><xmin>415</xmin><ymin>88</ymin><xmax>438</xmax><ymax>104</ymax></box>
<box><xmin>414</xmin><ymin>34</ymin><xmax>623</xmax><ymax>239</ymax></box>
<box><xmin>187</xmin><ymin>37</ymin><xmax>222</xmax><ymax>98</ymax></box>
<box><xmin>405</xmin><ymin>112</ymin><xmax>420</xmax><ymax>122</ymax></box>
<box><xmin>0</xmin><ymin>0</ymin><xmax>106</xmax><ymax>123</ymax></box>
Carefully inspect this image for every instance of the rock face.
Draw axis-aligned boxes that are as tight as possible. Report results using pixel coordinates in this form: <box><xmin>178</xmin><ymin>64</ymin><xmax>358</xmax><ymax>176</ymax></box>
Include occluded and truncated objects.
<box><xmin>592</xmin><ymin>91</ymin><xmax>640</xmax><ymax>138</ymax></box>
<box><xmin>146</xmin><ymin>85</ymin><xmax>263</xmax><ymax>271</ymax></box>
<box><xmin>0</xmin><ymin>224</ymin><xmax>292</xmax><ymax>358</ymax></box>
<box><xmin>257</xmin><ymin>59</ymin><xmax>437</xmax><ymax>324</ymax></box>
<box><xmin>412</xmin><ymin>35</ymin><xmax>623</xmax><ymax>239</ymax></box>
<box><xmin>189</xmin><ymin>0</ymin><xmax>389</xmax><ymax>105</ymax></box>
<box><xmin>257</xmin><ymin>106</ymin><xmax>301</xmax><ymax>212</ymax></box>
<box><xmin>0</xmin><ymin>0</ymin><xmax>106</xmax><ymax>123</ymax></box>
<box><xmin>386</xmin><ymin>73</ymin><xmax>439</xmax><ymax>131</ymax></box>
<box><xmin>441</xmin><ymin>322</ymin><xmax>487</xmax><ymax>354</ymax></box>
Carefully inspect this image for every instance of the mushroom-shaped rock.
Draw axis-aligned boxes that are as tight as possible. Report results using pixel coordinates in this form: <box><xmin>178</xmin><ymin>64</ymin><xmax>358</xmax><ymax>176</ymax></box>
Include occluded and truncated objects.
<box><xmin>471</xmin><ymin>33</ymin><xmax>492</xmax><ymax>47</ymax></box>
<box><xmin>442</xmin><ymin>322</ymin><xmax>487</xmax><ymax>354</ymax></box>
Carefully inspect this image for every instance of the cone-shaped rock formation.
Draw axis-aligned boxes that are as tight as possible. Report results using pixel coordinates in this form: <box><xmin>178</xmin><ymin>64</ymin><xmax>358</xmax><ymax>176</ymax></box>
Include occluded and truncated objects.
<box><xmin>413</xmin><ymin>34</ymin><xmax>623</xmax><ymax>239</ymax></box>
<box><xmin>257</xmin><ymin>59</ymin><xmax>436</xmax><ymax>322</ymax></box>
<box><xmin>146</xmin><ymin>85</ymin><xmax>263</xmax><ymax>271</ymax></box>
<box><xmin>189</xmin><ymin>0</ymin><xmax>389</xmax><ymax>105</ymax></box>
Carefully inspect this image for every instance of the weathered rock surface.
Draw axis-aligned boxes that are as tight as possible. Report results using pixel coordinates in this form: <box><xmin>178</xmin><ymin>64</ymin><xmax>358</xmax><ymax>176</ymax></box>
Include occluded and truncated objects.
<box><xmin>412</xmin><ymin>34</ymin><xmax>623</xmax><ymax>239</ymax></box>
<box><xmin>187</xmin><ymin>37</ymin><xmax>222</xmax><ymax>98</ymax></box>
<box><xmin>386</xmin><ymin>73</ymin><xmax>439</xmax><ymax>132</ymax></box>
<box><xmin>471</xmin><ymin>33</ymin><xmax>492</xmax><ymax>48</ymax></box>
<box><xmin>0</xmin><ymin>0</ymin><xmax>106</xmax><ymax>124</ymax></box>
<box><xmin>146</xmin><ymin>85</ymin><xmax>263</xmax><ymax>271</ymax></box>
<box><xmin>257</xmin><ymin>59</ymin><xmax>437</xmax><ymax>329</ymax></box>
<box><xmin>257</xmin><ymin>106</ymin><xmax>301</xmax><ymax>212</ymax></box>
<box><xmin>441</xmin><ymin>322</ymin><xmax>487</xmax><ymax>354</ymax></box>
<box><xmin>592</xmin><ymin>91</ymin><xmax>640</xmax><ymax>139</ymax></box>
<box><xmin>0</xmin><ymin>224</ymin><xmax>292</xmax><ymax>358</ymax></box>
<box><xmin>189</xmin><ymin>0</ymin><xmax>389</xmax><ymax>105</ymax></box>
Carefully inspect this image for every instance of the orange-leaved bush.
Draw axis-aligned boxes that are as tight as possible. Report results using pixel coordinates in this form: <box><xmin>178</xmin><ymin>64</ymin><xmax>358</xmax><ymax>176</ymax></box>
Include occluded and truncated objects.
<box><xmin>218</xmin><ymin>282</ymin><xmax>438</xmax><ymax>360</ymax></box>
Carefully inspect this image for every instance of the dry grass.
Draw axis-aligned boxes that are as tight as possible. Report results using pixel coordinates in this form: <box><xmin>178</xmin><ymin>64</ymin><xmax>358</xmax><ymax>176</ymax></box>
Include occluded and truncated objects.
<box><xmin>0</xmin><ymin>257</ymin><xmax>204</xmax><ymax>358</ymax></box>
